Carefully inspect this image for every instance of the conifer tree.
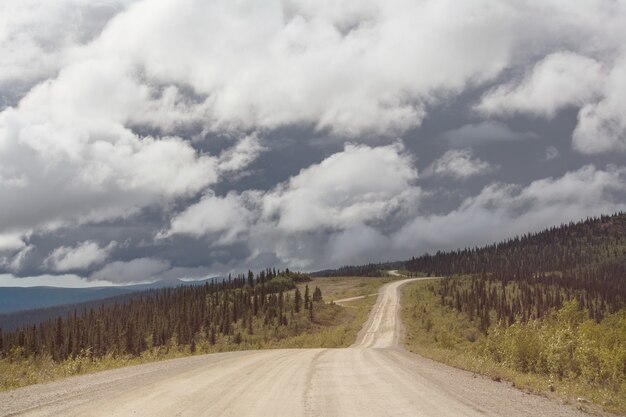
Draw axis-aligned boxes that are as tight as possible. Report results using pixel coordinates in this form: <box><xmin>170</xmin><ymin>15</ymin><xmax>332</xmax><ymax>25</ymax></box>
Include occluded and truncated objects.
<box><xmin>304</xmin><ymin>285</ymin><xmax>310</xmax><ymax>310</ymax></box>
<box><xmin>295</xmin><ymin>288</ymin><xmax>302</xmax><ymax>313</ymax></box>
<box><xmin>209</xmin><ymin>326</ymin><xmax>216</xmax><ymax>345</ymax></box>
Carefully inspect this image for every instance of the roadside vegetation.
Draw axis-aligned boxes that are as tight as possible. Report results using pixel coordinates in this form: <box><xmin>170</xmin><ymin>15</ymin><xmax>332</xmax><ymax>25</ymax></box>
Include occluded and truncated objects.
<box><xmin>401</xmin><ymin>212</ymin><xmax>626</xmax><ymax>415</ymax></box>
<box><xmin>402</xmin><ymin>280</ymin><xmax>626</xmax><ymax>414</ymax></box>
<box><xmin>0</xmin><ymin>273</ymin><xmax>389</xmax><ymax>391</ymax></box>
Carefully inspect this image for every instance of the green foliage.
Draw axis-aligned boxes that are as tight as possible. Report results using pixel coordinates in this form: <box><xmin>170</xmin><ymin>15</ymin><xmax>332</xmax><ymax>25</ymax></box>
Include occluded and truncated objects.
<box><xmin>402</xmin><ymin>280</ymin><xmax>626</xmax><ymax>414</ymax></box>
<box><xmin>477</xmin><ymin>301</ymin><xmax>626</xmax><ymax>387</ymax></box>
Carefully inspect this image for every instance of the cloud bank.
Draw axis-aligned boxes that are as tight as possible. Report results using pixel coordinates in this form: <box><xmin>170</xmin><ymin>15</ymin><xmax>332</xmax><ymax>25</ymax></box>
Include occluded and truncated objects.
<box><xmin>1</xmin><ymin>0</ymin><xmax>625</xmax><ymax>284</ymax></box>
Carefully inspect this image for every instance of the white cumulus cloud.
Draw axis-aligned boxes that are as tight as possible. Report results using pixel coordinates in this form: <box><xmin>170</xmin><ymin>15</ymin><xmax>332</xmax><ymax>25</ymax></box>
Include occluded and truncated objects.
<box><xmin>262</xmin><ymin>142</ymin><xmax>420</xmax><ymax>232</ymax></box>
<box><xmin>572</xmin><ymin>59</ymin><xmax>626</xmax><ymax>154</ymax></box>
<box><xmin>0</xmin><ymin>233</ymin><xmax>27</xmax><ymax>252</ymax></box>
<box><xmin>425</xmin><ymin>149</ymin><xmax>495</xmax><ymax>180</ymax></box>
<box><xmin>45</xmin><ymin>241</ymin><xmax>114</xmax><ymax>272</ymax></box>
<box><xmin>0</xmin><ymin>0</ymin><xmax>137</xmax><ymax>101</ymax></box>
<box><xmin>477</xmin><ymin>52</ymin><xmax>606</xmax><ymax>118</ymax></box>
<box><xmin>162</xmin><ymin>192</ymin><xmax>254</xmax><ymax>244</ymax></box>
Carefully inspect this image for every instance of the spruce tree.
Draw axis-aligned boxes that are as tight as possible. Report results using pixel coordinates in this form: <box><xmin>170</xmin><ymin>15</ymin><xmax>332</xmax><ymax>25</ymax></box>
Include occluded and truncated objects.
<box><xmin>304</xmin><ymin>285</ymin><xmax>310</xmax><ymax>310</ymax></box>
<box><xmin>295</xmin><ymin>288</ymin><xmax>302</xmax><ymax>313</ymax></box>
<box><xmin>209</xmin><ymin>326</ymin><xmax>216</xmax><ymax>345</ymax></box>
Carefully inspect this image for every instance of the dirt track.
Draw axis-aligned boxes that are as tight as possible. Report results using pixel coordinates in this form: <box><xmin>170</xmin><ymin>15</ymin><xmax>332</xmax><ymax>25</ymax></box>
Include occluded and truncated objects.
<box><xmin>0</xmin><ymin>279</ymin><xmax>588</xmax><ymax>417</ymax></box>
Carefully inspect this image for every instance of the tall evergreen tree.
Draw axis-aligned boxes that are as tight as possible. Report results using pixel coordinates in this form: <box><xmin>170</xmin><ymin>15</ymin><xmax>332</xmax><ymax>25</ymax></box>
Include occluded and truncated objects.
<box><xmin>295</xmin><ymin>288</ymin><xmax>302</xmax><ymax>313</ymax></box>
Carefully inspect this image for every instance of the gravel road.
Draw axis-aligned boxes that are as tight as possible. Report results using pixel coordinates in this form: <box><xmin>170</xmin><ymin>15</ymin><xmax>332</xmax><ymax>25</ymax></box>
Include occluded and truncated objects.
<box><xmin>0</xmin><ymin>278</ymin><xmax>590</xmax><ymax>417</ymax></box>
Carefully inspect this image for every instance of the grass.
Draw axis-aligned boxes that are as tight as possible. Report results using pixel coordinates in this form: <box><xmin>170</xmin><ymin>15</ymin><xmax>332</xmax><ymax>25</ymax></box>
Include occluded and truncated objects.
<box><xmin>0</xmin><ymin>276</ymin><xmax>390</xmax><ymax>391</ymax></box>
<box><xmin>400</xmin><ymin>280</ymin><xmax>626</xmax><ymax>415</ymax></box>
<box><xmin>297</xmin><ymin>276</ymin><xmax>392</xmax><ymax>301</ymax></box>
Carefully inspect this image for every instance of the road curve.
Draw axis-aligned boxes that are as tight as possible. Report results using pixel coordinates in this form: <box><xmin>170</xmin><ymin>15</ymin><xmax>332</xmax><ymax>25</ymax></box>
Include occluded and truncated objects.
<box><xmin>0</xmin><ymin>278</ymin><xmax>588</xmax><ymax>417</ymax></box>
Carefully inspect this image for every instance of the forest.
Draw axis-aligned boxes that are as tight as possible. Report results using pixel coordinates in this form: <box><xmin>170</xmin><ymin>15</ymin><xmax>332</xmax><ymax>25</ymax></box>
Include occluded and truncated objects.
<box><xmin>311</xmin><ymin>262</ymin><xmax>399</xmax><ymax>277</ymax></box>
<box><xmin>315</xmin><ymin>212</ymin><xmax>626</xmax><ymax>328</ymax></box>
<box><xmin>407</xmin><ymin>212</ymin><xmax>626</xmax><ymax>325</ymax></box>
<box><xmin>0</xmin><ymin>269</ymin><xmax>320</xmax><ymax>362</ymax></box>
<box><xmin>400</xmin><ymin>212</ymin><xmax>626</xmax><ymax>412</ymax></box>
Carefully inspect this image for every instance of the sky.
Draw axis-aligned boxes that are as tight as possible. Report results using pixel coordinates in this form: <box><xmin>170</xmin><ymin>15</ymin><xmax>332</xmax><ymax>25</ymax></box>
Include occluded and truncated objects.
<box><xmin>1</xmin><ymin>0</ymin><xmax>625</xmax><ymax>287</ymax></box>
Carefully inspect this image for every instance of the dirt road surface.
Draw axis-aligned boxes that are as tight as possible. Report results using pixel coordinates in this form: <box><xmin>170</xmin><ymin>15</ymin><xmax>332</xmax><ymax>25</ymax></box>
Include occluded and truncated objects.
<box><xmin>0</xmin><ymin>278</ymin><xmax>588</xmax><ymax>417</ymax></box>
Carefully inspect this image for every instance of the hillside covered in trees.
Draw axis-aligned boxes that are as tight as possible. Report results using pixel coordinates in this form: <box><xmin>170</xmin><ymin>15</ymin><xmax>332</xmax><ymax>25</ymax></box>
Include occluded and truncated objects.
<box><xmin>319</xmin><ymin>212</ymin><xmax>626</xmax><ymax>323</ymax></box>
<box><xmin>311</xmin><ymin>262</ymin><xmax>401</xmax><ymax>277</ymax></box>
<box><xmin>0</xmin><ymin>269</ymin><xmax>320</xmax><ymax>363</ymax></box>
<box><xmin>407</xmin><ymin>212</ymin><xmax>626</xmax><ymax>324</ymax></box>
<box><xmin>399</xmin><ymin>212</ymin><xmax>626</xmax><ymax>413</ymax></box>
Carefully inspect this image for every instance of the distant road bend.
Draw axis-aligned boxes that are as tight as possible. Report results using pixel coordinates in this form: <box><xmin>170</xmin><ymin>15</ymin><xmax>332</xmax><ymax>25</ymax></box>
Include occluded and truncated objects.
<box><xmin>0</xmin><ymin>279</ymin><xmax>587</xmax><ymax>417</ymax></box>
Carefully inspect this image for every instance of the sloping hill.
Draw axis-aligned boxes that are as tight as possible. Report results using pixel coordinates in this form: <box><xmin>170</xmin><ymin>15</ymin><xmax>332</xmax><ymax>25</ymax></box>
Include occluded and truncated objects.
<box><xmin>396</xmin><ymin>212</ymin><xmax>626</xmax><ymax>413</ymax></box>
<box><xmin>405</xmin><ymin>212</ymin><xmax>626</xmax><ymax>277</ymax></box>
<box><xmin>317</xmin><ymin>212</ymin><xmax>626</xmax><ymax>285</ymax></box>
<box><xmin>0</xmin><ymin>278</ymin><xmax>223</xmax><ymax>331</ymax></box>
<box><xmin>0</xmin><ymin>278</ymin><xmax>220</xmax><ymax>315</ymax></box>
<box><xmin>0</xmin><ymin>286</ymin><xmax>135</xmax><ymax>315</ymax></box>
<box><xmin>0</xmin><ymin>292</ymin><xmax>143</xmax><ymax>331</ymax></box>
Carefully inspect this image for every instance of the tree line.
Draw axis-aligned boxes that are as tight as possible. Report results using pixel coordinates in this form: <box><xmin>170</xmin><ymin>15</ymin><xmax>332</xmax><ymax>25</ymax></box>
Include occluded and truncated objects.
<box><xmin>0</xmin><ymin>269</ymin><xmax>322</xmax><ymax>362</ymax></box>
<box><xmin>408</xmin><ymin>212</ymin><xmax>626</xmax><ymax>327</ymax></box>
<box><xmin>311</xmin><ymin>262</ymin><xmax>400</xmax><ymax>277</ymax></box>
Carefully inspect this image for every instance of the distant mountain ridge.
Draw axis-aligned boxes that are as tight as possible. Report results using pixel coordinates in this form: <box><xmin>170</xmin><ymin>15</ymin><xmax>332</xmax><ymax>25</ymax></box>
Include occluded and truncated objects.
<box><xmin>0</xmin><ymin>278</ymin><xmax>220</xmax><ymax>315</ymax></box>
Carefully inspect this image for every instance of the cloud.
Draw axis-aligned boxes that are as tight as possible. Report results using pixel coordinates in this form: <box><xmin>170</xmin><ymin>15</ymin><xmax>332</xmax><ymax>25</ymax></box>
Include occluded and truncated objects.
<box><xmin>0</xmin><ymin>233</ymin><xmax>27</xmax><ymax>252</ymax></box>
<box><xmin>164</xmin><ymin>142</ymin><xmax>421</xmax><ymax>268</ymax></box>
<box><xmin>101</xmin><ymin>0</ymin><xmax>621</xmax><ymax>147</ymax></box>
<box><xmin>0</xmin><ymin>60</ymin><xmax>223</xmax><ymax>236</ymax></box>
<box><xmin>394</xmin><ymin>165</ymin><xmax>626</xmax><ymax>253</ymax></box>
<box><xmin>218</xmin><ymin>134</ymin><xmax>267</xmax><ymax>174</ymax></box>
<box><xmin>162</xmin><ymin>192</ymin><xmax>253</xmax><ymax>243</ymax></box>
<box><xmin>166</xmin><ymin>142</ymin><xmax>420</xmax><ymax>238</ymax></box>
<box><xmin>0</xmin><ymin>121</ymin><xmax>219</xmax><ymax>236</ymax></box>
<box><xmin>90</xmin><ymin>257</ymin><xmax>171</xmax><ymax>283</ymax></box>
<box><xmin>1</xmin><ymin>245</ymin><xmax>35</xmax><ymax>272</ymax></box>
<box><xmin>425</xmin><ymin>149</ymin><xmax>496</xmax><ymax>180</ymax></box>
<box><xmin>44</xmin><ymin>241</ymin><xmax>114</xmax><ymax>272</ymax></box>
<box><xmin>262</xmin><ymin>142</ymin><xmax>420</xmax><ymax>232</ymax></box>
<box><xmin>572</xmin><ymin>59</ymin><xmax>626</xmax><ymax>154</ymax></box>
<box><xmin>0</xmin><ymin>0</ymin><xmax>137</xmax><ymax>105</ymax></box>
<box><xmin>2</xmin><ymin>0</ymin><xmax>626</xmax><ymax>281</ymax></box>
<box><xmin>0</xmin><ymin>29</ymin><xmax>278</xmax><ymax>243</ymax></box>
<box><xmin>545</xmin><ymin>146</ymin><xmax>560</xmax><ymax>161</ymax></box>
<box><xmin>477</xmin><ymin>52</ymin><xmax>605</xmax><ymax>118</ymax></box>
<box><xmin>165</xmin><ymin>161</ymin><xmax>626</xmax><ymax>271</ymax></box>
<box><xmin>0</xmin><ymin>273</ymin><xmax>116</xmax><ymax>288</ymax></box>
<box><xmin>442</xmin><ymin>121</ymin><xmax>538</xmax><ymax>147</ymax></box>
<box><xmin>35</xmin><ymin>0</ymin><xmax>528</xmax><ymax>138</ymax></box>
<box><xmin>3</xmin><ymin>0</ymin><xmax>626</xmax><ymax>146</ymax></box>
<box><xmin>325</xmin><ymin>224</ymin><xmax>391</xmax><ymax>266</ymax></box>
